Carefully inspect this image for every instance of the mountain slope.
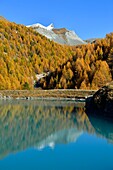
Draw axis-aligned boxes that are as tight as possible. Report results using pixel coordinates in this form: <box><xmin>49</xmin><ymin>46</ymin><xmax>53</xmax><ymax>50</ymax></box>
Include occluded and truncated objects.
<box><xmin>27</xmin><ymin>23</ymin><xmax>86</xmax><ymax>45</ymax></box>
<box><xmin>0</xmin><ymin>16</ymin><xmax>8</xmax><ymax>21</ymax></box>
<box><xmin>0</xmin><ymin>19</ymin><xmax>73</xmax><ymax>89</ymax></box>
<box><xmin>0</xmin><ymin>18</ymin><xmax>113</xmax><ymax>90</ymax></box>
<box><xmin>40</xmin><ymin>34</ymin><xmax>113</xmax><ymax>89</ymax></box>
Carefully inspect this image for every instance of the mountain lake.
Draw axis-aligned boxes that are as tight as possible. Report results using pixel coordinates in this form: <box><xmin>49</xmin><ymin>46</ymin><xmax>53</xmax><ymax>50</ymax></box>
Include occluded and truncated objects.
<box><xmin>0</xmin><ymin>100</ymin><xmax>113</xmax><ymax>170</ymax></box>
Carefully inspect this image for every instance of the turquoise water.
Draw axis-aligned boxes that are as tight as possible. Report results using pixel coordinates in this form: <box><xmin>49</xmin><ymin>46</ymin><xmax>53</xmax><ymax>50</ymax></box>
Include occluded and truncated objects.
<box><xmin>0</xmin><ymin>100</ymin><xmax>113</xmax><ymax>170</ymax></box>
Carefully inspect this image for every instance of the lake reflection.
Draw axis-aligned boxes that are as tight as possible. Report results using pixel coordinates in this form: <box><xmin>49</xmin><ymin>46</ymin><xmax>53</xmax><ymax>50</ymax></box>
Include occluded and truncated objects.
<box><xmin>0</xmin><ymin>100</ymin><xmax>113</xmax><ymax>170</ymax></box>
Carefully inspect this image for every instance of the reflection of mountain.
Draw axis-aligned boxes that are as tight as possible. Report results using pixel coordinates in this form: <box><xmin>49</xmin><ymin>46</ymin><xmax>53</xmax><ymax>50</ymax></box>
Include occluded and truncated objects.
<box><xmin>0</xmin><ymin>100</ymin><xmax>113</xmax><ymax>160</ymax></box>
<box><xmin>36</xmin><ymin>128</ymin><xmax>83</xmax><ymax>150</ymax></box>
<box><xmin>0</xmin><ymin>100</ymin><xmax>92</xmax><ymax>159</ymax></box>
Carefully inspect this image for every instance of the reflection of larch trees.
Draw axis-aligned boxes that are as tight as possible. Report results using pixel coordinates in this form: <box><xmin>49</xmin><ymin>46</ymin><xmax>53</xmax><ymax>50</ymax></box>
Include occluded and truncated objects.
<box><xmin>0</xmin><ymin>102</ymin><xmax>93</xmax><ymax>159</ymax></box>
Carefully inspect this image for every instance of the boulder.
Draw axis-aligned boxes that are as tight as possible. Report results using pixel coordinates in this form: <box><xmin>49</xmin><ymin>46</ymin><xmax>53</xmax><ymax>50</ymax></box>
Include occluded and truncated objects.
<box><xmin>86</xmin><ymin>82</ymin><xmax>113</xmax><ymax>117</ymax></box>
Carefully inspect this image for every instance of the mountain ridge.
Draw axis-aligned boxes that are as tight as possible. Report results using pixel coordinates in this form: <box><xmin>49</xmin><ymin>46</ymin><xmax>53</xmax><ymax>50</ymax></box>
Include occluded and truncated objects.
<box><xmin>27</xmin><ymin>22</ymin><xmax>86</xmax><ymax>46</ymax></box>
<box><xmin>0</xmin><ymin>16</ymin><xmax>8</xmax><ymax>21</ymax></box>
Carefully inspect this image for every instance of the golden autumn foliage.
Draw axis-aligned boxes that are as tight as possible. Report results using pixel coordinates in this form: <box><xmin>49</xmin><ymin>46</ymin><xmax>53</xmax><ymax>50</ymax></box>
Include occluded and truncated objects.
<box><xmin>0</xmin><ymin>20</ymin><xmax>73</xmax><ymax>89</ymax></box>
<box><xmin>0</xmin><ymin>19</ymin><xmax>113</xmax><ymax>90</ymax></box>
<box><xmin>41</xmin><ymin>34</ymin><xmax>113</xmax><ymax>89</ymax></box>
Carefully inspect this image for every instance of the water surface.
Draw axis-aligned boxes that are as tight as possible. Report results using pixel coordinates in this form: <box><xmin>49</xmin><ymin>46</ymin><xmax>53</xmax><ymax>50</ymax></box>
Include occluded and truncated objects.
<box><xmin>0</xmin><ymin>100</ymin><xmax>113</xmax><ymax>170</ymax></box>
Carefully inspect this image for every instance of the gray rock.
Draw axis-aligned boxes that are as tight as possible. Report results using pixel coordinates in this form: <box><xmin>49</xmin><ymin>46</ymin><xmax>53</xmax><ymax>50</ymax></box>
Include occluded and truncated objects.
<box><xmin>86</xmin><ymin>82</ymin><xmax>113</xmax><ymax>117</ymax></box>
<box><xmin>27</xmin><ymin>23</ymin><xmax>86</xmax><ymax>46</ymax></box>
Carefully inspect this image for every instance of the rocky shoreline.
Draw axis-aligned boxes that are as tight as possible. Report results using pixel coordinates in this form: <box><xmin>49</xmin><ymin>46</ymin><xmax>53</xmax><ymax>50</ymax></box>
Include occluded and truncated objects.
<box><xmin>0</xmin><ymin>85</ymin><xmax>113</xmax><ymax>118</ymax></box>
<box><xmin>0</xmin><ymin>89</ymin><xmax>96</xmax><ymax>101</ymax></box>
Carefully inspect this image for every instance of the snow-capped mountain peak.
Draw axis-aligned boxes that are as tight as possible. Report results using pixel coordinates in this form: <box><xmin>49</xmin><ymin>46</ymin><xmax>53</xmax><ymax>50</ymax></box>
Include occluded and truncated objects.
<box><xmin>27</xmin><ymin>23</ymin><xmax>54</xmax><ymax>30</ymax></box>
<box><xmin>46</xmin><ymin>23</ymin><xmax>54</xmax><ymax>30</ymax></box>
<box><xmin>27</xmin><ymin>22</ymin><xmax>86</xmax><ymax>45</ymax></box>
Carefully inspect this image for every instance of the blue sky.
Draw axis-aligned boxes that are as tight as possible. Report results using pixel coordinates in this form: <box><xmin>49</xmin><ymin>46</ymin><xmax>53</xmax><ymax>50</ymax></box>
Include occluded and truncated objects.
<box><xmin>0</xmin><ymin>0</ymin><xmax>113</xmax><ymax>39</ymax></box>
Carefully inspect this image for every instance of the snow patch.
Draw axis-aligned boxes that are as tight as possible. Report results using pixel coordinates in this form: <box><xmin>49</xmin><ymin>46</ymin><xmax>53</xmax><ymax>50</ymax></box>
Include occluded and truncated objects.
<box><xmin>27</xmin><ymin>23</ymin><xmax>54</xmax><ymax>30</ymax></box>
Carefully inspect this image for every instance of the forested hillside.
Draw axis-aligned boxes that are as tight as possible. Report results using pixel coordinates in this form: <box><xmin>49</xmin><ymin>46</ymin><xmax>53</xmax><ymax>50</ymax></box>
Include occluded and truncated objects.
<box><xmin>40</xmin><ymin>33</ymin><xmax>113</xmax><ymax>89</ymax></box>
<box><xmin>0</xmin><ymin>20</ymin><xmax>73</xmax><ymax>89</ymax></box>
<box><xmin>0</xmin><ymin>19</ymin><xmax>113</xmax><ymax>90</ymax></box>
